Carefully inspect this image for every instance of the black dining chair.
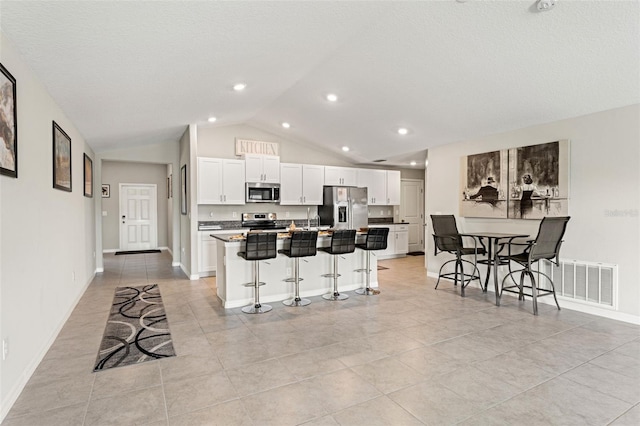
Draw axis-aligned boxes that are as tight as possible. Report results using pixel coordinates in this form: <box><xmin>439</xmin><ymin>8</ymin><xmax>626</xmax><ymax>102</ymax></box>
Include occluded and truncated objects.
<box><xmin>498</xmin><ymin>216</ymin><xmax>570</xmax><ymax>315</ymax></box>
<box><xmin>430</xmin><ymin>215</ymin><xmax>485</xmax><ymax>296</ymax></box>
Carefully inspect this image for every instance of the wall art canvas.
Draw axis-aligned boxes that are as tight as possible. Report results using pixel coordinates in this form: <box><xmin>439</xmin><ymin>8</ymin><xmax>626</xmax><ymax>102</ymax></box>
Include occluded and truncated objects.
<box><xmin>53</xmin><ymin>121</ymin><xmax>72</xmax><ymax>192</ymax></box>
<box><xmin>460</xmin><ymin>149</ymin><xmax>508</xmax><ymax>218</ymax></box>
<box><xmin>507</xmin><ymin>140</ymin><xmax>569</xmax><ymax>219</ymax></box>
<box><xmin>84</xmin><ymin>153</ymin><xmax>93</xmax><ymax>197</ymax></box>
<box><xmin>102</xmin><ymin>184</ymin><xmax>110</xmax><ymax>198</ymax></box>
<box><xmin>180</xmin><ymin>165</ymin><xmax>187</xmax><ymax>215</ymax></box>
<box><xmin>0</xmin><ymin>62</ymin><xmax>17</xmax><ymax>178</ymax></box>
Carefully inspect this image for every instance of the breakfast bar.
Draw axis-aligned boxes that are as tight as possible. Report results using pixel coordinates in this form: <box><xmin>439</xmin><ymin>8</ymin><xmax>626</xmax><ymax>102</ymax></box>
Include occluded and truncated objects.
<box><xmin>213</xmin><ymin>231</ymin><xmax>377</xmax><ymax>308</ymax></box>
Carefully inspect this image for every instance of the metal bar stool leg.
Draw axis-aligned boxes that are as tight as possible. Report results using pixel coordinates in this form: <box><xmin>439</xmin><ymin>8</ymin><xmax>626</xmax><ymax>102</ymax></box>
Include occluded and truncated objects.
<box><xmin>355</xmin><ymin>251</ymin><xmax>379</xmax><ymax>295</ymax></box>
<box><xmin>242</xmin><ymin>260</ymin><xmax>272</xmax><ymax>314</ymax></box>
<box><xmin>283</xmin><ymin>258</ymin><xmax>311</xmax><ymax>306</ymax></box>
<box><xmin>323</xmin><ymin>255</ymin><xmax>348</xmax><ymax>301</ymax></box>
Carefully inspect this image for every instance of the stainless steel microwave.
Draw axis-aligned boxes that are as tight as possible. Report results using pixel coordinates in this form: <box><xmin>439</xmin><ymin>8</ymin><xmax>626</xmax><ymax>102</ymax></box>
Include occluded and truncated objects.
<box><xmin>245</xmin><ymin>182</ymin><xmax>280</xmax><ymax>203</ymax></box>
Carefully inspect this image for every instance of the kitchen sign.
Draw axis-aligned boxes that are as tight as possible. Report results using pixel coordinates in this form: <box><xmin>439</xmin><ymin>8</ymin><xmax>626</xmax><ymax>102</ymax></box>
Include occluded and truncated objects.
<box><xmin>235</xmin><ymin>139</ymin><xmax>279</xmax><ymax>156</ymax></box>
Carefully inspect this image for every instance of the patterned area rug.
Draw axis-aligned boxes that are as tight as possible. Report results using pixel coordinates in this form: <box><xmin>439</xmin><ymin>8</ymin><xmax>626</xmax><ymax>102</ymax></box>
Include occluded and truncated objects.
<box><xmin>94</xmin><ymin>284</ymin><xmax>176</xmax><ymax>371</ymax></box>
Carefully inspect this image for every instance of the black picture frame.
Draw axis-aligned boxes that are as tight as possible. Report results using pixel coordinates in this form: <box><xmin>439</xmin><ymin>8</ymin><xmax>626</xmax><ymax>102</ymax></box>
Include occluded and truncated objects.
<box><xmin>52</xmin><ymin>121</ymin><xmax>72</xmax><ymax>192</ymax></box>
<box><xmin>0</xmin><ymin>62</ymin><xmax>18</xmax><ymax>178</ymax></box>
<box><xmin>180</xmin><ymin>165</ymin><xmax>187</xmax><ymax>215</ymax></box>
<box><xmin>101</xmin><ymin>184</ymin><xmax>110</xmax><ymax>198</ymax></box>
<box><xmin>83</xmin><ymin>154</ymin><xmax>93</xmax><ymax>197</ymax></box>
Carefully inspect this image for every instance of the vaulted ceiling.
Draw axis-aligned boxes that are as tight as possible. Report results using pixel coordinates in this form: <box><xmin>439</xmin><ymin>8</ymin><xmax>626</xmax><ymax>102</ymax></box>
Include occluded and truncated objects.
<box><xmin>1</xmin><ymin>1</ymin><xmax>638</xmax><ymax>167</ymax></box>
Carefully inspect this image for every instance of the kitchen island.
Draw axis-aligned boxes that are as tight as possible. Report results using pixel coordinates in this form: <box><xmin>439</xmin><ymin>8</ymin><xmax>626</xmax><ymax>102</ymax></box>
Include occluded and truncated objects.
<box><xmin>213</xmin><ymin>232</ymin><xmax>378</xmax><ymax>308</ymax></box>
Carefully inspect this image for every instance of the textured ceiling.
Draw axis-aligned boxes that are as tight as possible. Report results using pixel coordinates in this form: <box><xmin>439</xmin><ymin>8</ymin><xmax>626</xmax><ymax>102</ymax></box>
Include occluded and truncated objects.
<box><xmin>1</xmin><ymin>1</ymin><xmax>638</xmax><ymax>168</ymax></box>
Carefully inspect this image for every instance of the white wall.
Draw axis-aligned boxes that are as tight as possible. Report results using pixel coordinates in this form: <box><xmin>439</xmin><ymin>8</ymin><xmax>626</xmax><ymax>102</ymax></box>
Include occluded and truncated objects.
<box><xmin>101</xmin><ymin>161</ymin><xmax>169</xmax><ymax>250</ymax></box>
<box><xmin>426</xmin><ymin>104</ymin><xmax>640</xmax><ymax>321</ymax></box>
<box><xmin>0</xmin><ymin>34</ymin><xmax>96</xmax><ymax>420</ymax></box>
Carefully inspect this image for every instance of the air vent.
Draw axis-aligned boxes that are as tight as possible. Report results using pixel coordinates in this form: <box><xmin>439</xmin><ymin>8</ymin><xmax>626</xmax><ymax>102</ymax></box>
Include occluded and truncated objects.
<box><xmin>536</xmin><ymin>259</ymin><xmax>618</xmax><ymax>309</ymax></box>
<box><xmin>373</xmin><ymin>159</ymin><xmax>387</xmax><ymax>163</ymax></box>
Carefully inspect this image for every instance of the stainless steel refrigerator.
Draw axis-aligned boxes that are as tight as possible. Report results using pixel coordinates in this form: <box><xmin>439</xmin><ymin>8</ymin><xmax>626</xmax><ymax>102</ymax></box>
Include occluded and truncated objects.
<box><xmin>318</xmin><ymin>186</ymin><xmax>368</xmax><ymax>230</ymax></box>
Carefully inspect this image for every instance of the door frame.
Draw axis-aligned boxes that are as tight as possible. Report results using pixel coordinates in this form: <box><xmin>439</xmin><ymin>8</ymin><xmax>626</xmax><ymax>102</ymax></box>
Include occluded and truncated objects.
<box><xmin>119</xmin><ymin>183</ymin><xmax>158</xmax><ymax>251</ymax></box>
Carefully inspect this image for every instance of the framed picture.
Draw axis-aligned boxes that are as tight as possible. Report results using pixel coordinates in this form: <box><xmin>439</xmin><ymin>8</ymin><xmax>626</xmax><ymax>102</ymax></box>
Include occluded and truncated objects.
<box><xmin>52</xmin><ymin>121</ymin><xmax>72</xmax><ymax>192</ymax></box>
<box><xmin>84</xmin><ymin>153</ymin><xmax>93</xmax><ymax>197</ymax></box>
<box><xmin>180</xmin><ymin>165</ymin><xmax>187</xmax><ymax>215</ymax></box>
<box><xmin>101</xmin><ymin>184</ymin><xmax>110</xmax><ymax>198</ymax></box>
<box><xmin>0</xmin><ymin>62</ymin><xmax>18</xmax><ymax>178</ymax></box>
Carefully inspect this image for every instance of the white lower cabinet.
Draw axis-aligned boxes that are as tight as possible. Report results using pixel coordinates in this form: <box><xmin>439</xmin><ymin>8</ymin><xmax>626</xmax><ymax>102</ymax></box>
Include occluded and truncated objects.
<box><xmin>369</xmin><ymin>224</ymin><xmax>408</xmax><ymax>259</ymax></box>
<box><xmin>199</xmin><ymin>230</ymin><xmax>242</xmax><ymax>276</ymax></box>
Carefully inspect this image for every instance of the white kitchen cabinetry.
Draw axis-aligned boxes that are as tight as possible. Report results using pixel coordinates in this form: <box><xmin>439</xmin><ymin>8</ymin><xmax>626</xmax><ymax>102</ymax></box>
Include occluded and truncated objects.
<box><xmin>280</xmin><ymin>163</ymin><xmax>324</xmax><ymax>205</ymax></box>
<box><xmin>244</xmin><ymin>154</ymin><xmax>280</xmax><ymax>183</ymax></box>
<box><xmin>386</xmin><ymin>170</ymin><xmax>401</xmax><ymax>205</ymax></box>
<box><xmin>394</xmin><ymin>224</ymin><xmax>409</xmax><ymax>255</ymax></box>
<box><xmin>368</xmin><ymin>224</ymin><xmax>408</xmax><ymax>259</ymax></box>
<box><xmin>357</xmin><ymin>169</ymin><xmax>387</xmax><ymax>205</ymax></box>
<box><xmin>197</xmin><ymin>157</ymin><xmax>245</xmax><ymax>205</ymax></box>
<box><xmin>199</xmin><ymin>230</ymin><xmax>243</xmax><ymax>276</ymax></box>
<box><xmin>199</xmin><ymin>232</ymin><xmax>218</xmax><ymax>276</ymax></box>
<box><xmin>324</xmin><ymin>166</ymin><xmax>357</xmax><ymax>186</ymax></box>
<box><xmin>357</xmin><ymin>169</ymin><xmax>401</xmax><ymax>205</ymax></box>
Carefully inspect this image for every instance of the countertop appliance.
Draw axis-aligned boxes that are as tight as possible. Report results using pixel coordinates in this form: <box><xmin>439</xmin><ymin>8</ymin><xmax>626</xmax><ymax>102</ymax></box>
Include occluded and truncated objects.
<box><xmin>246</xmin><ymin>182</ymin><xmax>280</xmax><ymax>203</ymax></box>
<box><xmin>241</xmin><ymin>212</ymin><xmax>286</xmax><ymax>230</ymax></box>
<box><xmin>318</xmin><ymin>186</ymin><xmax>368</xmax><ymax>230</ymax></box>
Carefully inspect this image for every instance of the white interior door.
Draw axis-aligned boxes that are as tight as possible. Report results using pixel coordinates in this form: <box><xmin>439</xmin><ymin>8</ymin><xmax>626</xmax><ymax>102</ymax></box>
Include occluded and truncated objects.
<box><xmin>400</xmin><ymin>179</ymin><xmax>424</xmax><ymax>253</ymax></box>
<box><xmin>119</xmin><ymin>184</ymin><xmax>158</xmax><ymax>251</ymax></box>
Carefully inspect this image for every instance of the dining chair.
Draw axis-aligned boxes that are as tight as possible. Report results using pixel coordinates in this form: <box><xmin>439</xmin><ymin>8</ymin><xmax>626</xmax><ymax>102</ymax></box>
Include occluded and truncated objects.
<box><xmin>430</xmin><ymin>215</ymin><xmax>485</xmax><ymax>296</ymax></box>
<box><xmin>498</xmin><ymin>216</ymin><xmax>570</xmax><ymax>315</ymax></box>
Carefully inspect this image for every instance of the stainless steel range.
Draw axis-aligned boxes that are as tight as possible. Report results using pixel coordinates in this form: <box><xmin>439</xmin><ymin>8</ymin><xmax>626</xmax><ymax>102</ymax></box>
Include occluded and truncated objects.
<box><xmin>241</xmin><ymin>212</ymin><xmax>286</xmax><ymax>231</ymax></box>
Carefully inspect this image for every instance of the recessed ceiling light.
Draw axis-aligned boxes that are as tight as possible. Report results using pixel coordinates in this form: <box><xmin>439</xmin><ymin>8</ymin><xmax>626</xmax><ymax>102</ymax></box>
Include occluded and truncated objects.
<box><xmin>342</xmin><ymin>146</ymin><xmax>350</xmax><ymax>152</ymax></box>
<box><xmin>281</xmin><ymin>122</ymin><xmax>291</xmax><ymax>129</ymax></box>
<box><xmin>410</xmin><ymin>161</ymin><xmax>417</xmax><ymax>166</ymax></box>
<box><xmin>207</xmin><ymin>116</ymin><xmax>217</xmax><ymax>123</ymax></box>
<box><xmin>326</xmin><ymin>93</ymin><xmax>338</xmax><ymax>102</ymax></box>
<box><xmin>398</xmin><ymin>127</ymin><xmax>409</xmax><ymax>135</ymax></box>
<box><xmin>233</xmin><ymin>83</ymin><xmax>246</xmax><ymax>91</ymax></box>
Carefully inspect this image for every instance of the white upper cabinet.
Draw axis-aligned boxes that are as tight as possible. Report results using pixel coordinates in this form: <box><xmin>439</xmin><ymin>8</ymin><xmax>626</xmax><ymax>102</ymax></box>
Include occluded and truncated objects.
<box><xmin>279</xmin><ymin>163</ymin><xmax>303</xmax><ymax>205</ymax></box>
<box><xmin>244</xmin><ymin>154</ymin><xmax>280</xmax><ymax>183</ymax></box>
<box><xmin>324</xmin><ymin>166</ymin><xmax>357</xmax><ymax>186</ymax></box>
<box><xmin>386</xmin><ymin>170</ymin><xmax>401</xmax><ymax>205</ymax></box>
<box><xmin>197</xmin><ymin>157</ymin><xmax>245</xmax><ymax>205</ymax></box>
<box><xmin>357</xmin><ymin>169</ymin><xmax>402</xmax><ymax>205</ymax></box>
<box><xmin>357</xmin><ymin>169</ymin><xmax>387</xmax><ymax>205</ymax></box>
<box><xmin>280</xmin><ymin>163</ymin><xmax>324</xmax><ymax>205</ymax></box>
<box><xmin>302</xmin><ymin>164</ymin><xmax>324</xmax><ymax>205</ymax></box>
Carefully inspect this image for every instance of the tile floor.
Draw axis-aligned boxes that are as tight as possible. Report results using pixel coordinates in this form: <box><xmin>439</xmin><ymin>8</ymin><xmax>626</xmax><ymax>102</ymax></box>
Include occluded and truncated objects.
<box><xmin>4</xmin><ymin>251</ymin><xmax>640</xmax><ymax>425</ymax></box>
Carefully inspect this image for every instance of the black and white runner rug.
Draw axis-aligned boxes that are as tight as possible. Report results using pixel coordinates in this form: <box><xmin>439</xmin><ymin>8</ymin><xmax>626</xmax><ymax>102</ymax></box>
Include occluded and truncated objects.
<box><xmin>94</xmin><ymin>284</ymin><xmax>176</xmax><ymax>371</ymax></box>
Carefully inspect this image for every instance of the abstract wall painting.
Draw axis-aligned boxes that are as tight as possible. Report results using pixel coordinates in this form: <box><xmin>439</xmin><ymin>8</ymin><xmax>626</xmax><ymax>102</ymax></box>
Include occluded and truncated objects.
<box><xmin>460</xmin><ymin>140</ymin><xmax>569</xmax><ymax>219</ymax></box>
<box><xmin>0</xmin><ymin>62</ymin><xmax>17</xmax><ymax>178</ymax></box>
<box><xmin>460</xmin><ymin>150</ymin><xmax>509</xmax><ymax>218</ymax></box>
<box><xmin>53</xmin><ymin>121</ymin><xmax>72</xmax><ymax>192</ymax></box>
<box><xmin>507</xmin><ymin>140</ymin><xmax>570</xmax><ymax>219</ymax></box>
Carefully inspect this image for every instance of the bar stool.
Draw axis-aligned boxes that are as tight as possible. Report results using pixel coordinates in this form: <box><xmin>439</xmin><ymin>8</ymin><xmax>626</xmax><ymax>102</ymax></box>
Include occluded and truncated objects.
<box><xmin>279</xmin><ymin>230</ymin><xmax>318</xmax><ymax>307</ymax></box>
<box><xmin>354</xmin><ymin>227</ymin><xmax>389</xmax><ymax>296</ymax></box>
<box><xmin>321</xmin><ymin>229</ymin><xmax>356</xmax><ymax>301</ymax></box>
<box><xmin>237</xmin><ymin>232</ymin><xmax>277</xmax><ymax>314</ymax></box>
